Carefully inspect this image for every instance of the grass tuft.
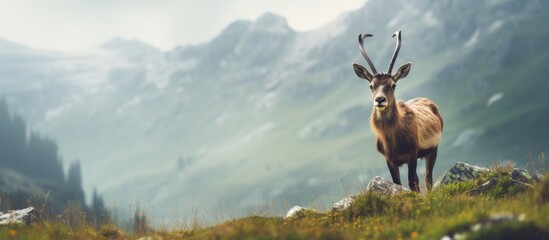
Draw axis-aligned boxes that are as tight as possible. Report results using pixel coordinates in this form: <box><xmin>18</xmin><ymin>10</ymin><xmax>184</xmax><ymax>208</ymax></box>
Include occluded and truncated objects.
<box><xmin>99</xmin><ymin>224</ymin><xmax>125</xmax><ymax>239</ymax></box>
<box><xmin>490</xmin><ymin>161</ymin><xmax>515</xmax><ymax>174</ymax></box>
<box><xmin>285</xmin><ymin>208</ymin><xmax>323</xmax><ymax>220</ymax></box>
<box><xmin>433</xmin><ymin>180</ymin><xmax>477</xmax><ymax>197</ymax></box>
<box><xmin>343</xmin><ymin>192</ymin><xmax>390</xmax><ymax>220</ymax></box>
<box><xmin>535</xmin><ymin>174</ymin><xmax>549</xmax><ymax>205</ymax></box>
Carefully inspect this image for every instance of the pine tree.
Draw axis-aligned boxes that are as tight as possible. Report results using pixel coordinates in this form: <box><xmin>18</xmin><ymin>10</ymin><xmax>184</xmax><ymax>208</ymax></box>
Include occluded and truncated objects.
<box><xmin>91</xmin><ymin>188</ymin><xmax>109</xmax><ymax>225</ymax></box>
<box><xmin>67</xmin><ymin>161</ymin><xmax>82</xmax><ymax>189</ymax></box>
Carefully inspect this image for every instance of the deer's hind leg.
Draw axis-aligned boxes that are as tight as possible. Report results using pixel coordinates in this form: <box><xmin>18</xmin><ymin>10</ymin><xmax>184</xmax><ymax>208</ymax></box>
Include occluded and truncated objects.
<box><xmin>424</xmin><ymin>146</ymin><xmax>438</xmax><ymax>191</ymax></box>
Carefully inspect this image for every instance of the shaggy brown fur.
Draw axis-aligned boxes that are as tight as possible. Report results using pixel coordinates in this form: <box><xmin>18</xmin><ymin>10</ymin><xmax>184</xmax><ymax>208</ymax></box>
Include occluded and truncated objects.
<box><xmin>352</xmin><ymin>31</ymin><xmax>443</xmax><ymax>192</ymax></box>
<box><xmin>371</xmin><ymin>90</ymin><xmax>443</xmax><ymax>192</ymax></box>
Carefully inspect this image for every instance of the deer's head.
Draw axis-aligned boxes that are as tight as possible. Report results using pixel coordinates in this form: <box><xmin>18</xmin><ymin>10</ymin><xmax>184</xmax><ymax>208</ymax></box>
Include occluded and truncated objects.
<box><xmin>352</xmin><ymin>31</ymin><xmax>411</xmax><ymax>112</ymax></box>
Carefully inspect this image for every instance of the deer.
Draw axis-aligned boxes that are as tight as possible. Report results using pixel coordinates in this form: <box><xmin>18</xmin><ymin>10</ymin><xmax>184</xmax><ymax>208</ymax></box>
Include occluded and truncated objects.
<box><xmin>352</xmin><ymin>31</ymin><xmax>443</xmax><ymax>192</ymax></box>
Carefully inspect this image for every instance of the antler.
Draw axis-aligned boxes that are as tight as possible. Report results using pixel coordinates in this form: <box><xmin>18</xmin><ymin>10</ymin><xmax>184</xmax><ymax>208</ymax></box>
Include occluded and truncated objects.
<box><xmin>358</xmin><ymin>33</ymin><xmax>378</xmax><ymax>75</ymax></box>
<box><xmin>387</xmin><ymin>30</ymin><xmax>401</xmax><ymax>75</ymax></box>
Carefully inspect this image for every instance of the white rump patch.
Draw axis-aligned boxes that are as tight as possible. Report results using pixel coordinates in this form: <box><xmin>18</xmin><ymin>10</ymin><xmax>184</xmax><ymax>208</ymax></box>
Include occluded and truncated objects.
<box><xmin>419</xmin><ymin>132</ymin><xmax>441</xmax><ymax>149</ymax></box>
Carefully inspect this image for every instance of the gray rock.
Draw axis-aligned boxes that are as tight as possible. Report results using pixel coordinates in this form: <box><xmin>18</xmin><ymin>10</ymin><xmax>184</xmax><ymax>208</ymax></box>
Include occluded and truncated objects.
<box><xmin>0</xmin><ymin>207</ymin><xmax>37</xmax><ymax>225</ymax></box>
<box><xmin>284</xmin><ymin>205</ymin><xmax>315</xmax><ymax>219</ymax></box>
<box><xmin>331</xmin><ymin>195</ymin><xmax>357</xmax><ymax>212</ymax></box>
<box><xmin>332</xmin><ymin>176</ymin><xmax>409</xmax><ymax>212</ymax></box>
<box><xmin>438</xmin><ymin>162</ymin><xmax>490</xmax><ymax>186</ymax></box>
<box><xmin>511</xmin><ymin>168</ymin><xmax>544</xmax><ymax>184</ymax></box>
<box><xmin>366</xmin><ymin>176</ymin><xmax>409</xmax><ymax>195</ymax></box>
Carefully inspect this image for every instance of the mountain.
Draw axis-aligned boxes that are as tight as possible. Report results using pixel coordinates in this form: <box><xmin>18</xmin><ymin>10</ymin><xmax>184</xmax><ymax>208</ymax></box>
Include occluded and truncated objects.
<box><xmin>0</xmin><ymin>0</ymin><xmax>548</xmax><ymax>224</ymax></box>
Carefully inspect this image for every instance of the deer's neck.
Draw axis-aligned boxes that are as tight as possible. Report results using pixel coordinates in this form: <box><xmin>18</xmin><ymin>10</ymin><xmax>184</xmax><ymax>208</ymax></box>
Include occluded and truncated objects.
<box><xmin>371</xmin><ymin>101</ymin><xmax>400</xmax><ymax>130</ymax></box>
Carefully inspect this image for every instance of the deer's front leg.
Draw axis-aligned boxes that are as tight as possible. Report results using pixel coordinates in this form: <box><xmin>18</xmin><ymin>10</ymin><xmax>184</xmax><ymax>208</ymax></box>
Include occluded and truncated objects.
<box><xmin>386</xmin><ymin>160</ymin><xmax>401</xmax><ymax>185</ymax></box>
<box><xmin>408</xmin><ymin>156</ymin><xmax>420</xmax><ymax>192</ymax></box>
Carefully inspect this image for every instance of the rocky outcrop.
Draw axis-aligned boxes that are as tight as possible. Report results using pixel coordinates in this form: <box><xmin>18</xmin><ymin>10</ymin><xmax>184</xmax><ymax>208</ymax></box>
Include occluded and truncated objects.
<box><xmin>511</xmin><ymin>168</ymin><xmax>544</xmax><ymax>184</ymax></box>
<box><xmin>436</xmin><ymin>162</ymin><xmax>544</xmax><ymax>195</ymax></box>
<box><xmin>0</xmin><ymin>207</ymin><xmax>37</xmax><ymax>225</ymax></box>
<box><xmin>284</xmin><ymin>206</ymin><xmax>306</xmax><ymax>219</ymax></box>
<box><xmin>286</xmin><ymin>162</ymin><xmax>545</xmax><ymax>218</ymax></box>
<box><xmin>366</xmin><ymin>176</ymin><xmax>409</xmax><ymax>195</ymax></box>
<box><xmin>284</xmin><ymin>205</ymin><xmax>318</xmax><ymax>219</ymax></box>
<box><xmin>437</xmin><ymin>162</ymin><xmax>490</xmax><ymax>186</ymax></box>
<box><xmin>332</xmin><ymin>195</ymin><xmax>357</xmax><ymax>212</ymax></box>
<box><xmin>286</xmin><ymin>175</ymin><xmax>412</xmax><ymax>216</ymax></box>
<box><xmin>331</xmin><ymin>176</ymin><xmax>409</xmax><ymax>212</ymax></box>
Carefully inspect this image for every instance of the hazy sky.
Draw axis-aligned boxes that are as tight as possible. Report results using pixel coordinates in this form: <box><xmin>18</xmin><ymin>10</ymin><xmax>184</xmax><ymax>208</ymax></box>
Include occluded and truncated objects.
<box><xmin>0</xmin><ymin>0</ymin><xmax>365</xmax><ymax>52</ymax></box>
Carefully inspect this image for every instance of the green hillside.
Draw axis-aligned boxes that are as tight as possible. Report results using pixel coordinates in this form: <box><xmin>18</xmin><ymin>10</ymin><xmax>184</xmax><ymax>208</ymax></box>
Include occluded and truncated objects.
<box><xmin>2</xmin><ymin>167</ymin><xmax>548</xmax><ymax>239</ymax></box>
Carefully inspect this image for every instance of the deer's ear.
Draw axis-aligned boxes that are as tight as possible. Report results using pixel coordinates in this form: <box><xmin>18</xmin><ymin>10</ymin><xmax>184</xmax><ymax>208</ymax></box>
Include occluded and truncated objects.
<box><xmin>392</xmin><ymin>62</ymin><xmax>411</xmax><ymax>82</ymax></box>
<box><xmin>353</xmin><ymin>63</ymin><xmax>373</xmax><ymax>82</ymax></box>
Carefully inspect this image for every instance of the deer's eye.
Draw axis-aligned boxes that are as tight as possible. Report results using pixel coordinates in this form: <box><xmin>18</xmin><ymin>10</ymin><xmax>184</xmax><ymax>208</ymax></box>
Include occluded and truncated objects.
<box><xmin>391</xmin><ymin>84</ymin><xmax>397</xmax><ymax>90</ymax></box>
<box><xmin>369</xmin><ymin>85</ymin><xmax>373</xmax><ymax>90</ymax></box>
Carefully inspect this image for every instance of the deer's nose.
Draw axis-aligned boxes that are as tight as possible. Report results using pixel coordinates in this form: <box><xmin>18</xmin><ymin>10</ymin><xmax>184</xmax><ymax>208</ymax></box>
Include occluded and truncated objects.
<box><xmin>375</xmin><ymin>97</ymin><xmax>386</xmax><ymax>103</ymax></box>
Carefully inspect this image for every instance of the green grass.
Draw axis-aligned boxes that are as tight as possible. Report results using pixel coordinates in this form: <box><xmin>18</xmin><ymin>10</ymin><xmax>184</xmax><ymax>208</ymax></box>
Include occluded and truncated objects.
<box><xmin>2</xmin><ymin>173</ymin><xmax>548</xmax><ymax>239</ymax></box>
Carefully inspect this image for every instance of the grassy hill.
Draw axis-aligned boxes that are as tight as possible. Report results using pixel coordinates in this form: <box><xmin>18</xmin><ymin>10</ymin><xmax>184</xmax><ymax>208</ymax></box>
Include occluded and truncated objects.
<box><xmin>2</xmin><ymin>164</ymin><xmax>548</xmax><ymax>239</ymax></box>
